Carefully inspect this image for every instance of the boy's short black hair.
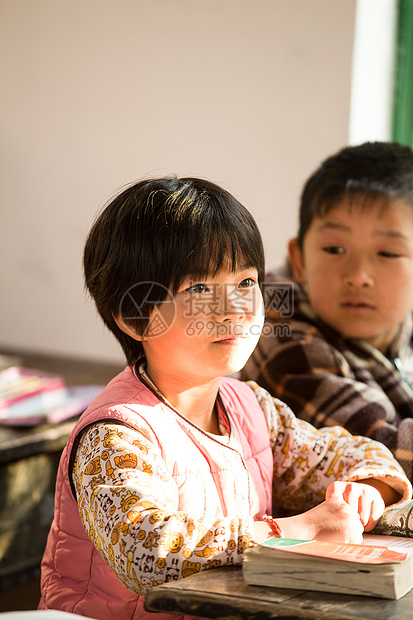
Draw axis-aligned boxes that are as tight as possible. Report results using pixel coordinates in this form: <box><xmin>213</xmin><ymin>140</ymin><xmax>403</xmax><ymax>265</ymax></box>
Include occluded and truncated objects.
<box><xmin>83</xmin><ymin>175</ymin><xmax>265</xmax><ymax>365</ymax></box>
<box><xmin>297</xmin><ymin>141</ymin><xmax>413</xmax><ymax>248</ymax></box>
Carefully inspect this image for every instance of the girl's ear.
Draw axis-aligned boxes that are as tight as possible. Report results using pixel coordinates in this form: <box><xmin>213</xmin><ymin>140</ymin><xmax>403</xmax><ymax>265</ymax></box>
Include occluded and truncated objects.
<box><xmin>288</xmin><ymin>238</ymin><xmax>306</xmax><ymax>283</ymax></box>
<box><xmin>113</xmin><ymin>314</ymin><xmax>146</xmax><ymax>341</ymax></box>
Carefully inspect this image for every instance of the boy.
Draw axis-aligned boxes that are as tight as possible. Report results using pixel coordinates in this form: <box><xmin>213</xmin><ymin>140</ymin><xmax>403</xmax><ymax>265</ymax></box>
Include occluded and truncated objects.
<box><xmin>243</xmin><ymin>141</ymin><xmax>413</xmax><ymax>482</ymax></box>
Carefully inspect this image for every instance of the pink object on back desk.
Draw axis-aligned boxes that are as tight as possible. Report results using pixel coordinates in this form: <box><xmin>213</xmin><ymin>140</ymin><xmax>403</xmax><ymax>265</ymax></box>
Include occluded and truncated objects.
<box><xmin>0</xmin><ymin>366</ymin><xmax>102</xmax><ymax>426</ymax></box>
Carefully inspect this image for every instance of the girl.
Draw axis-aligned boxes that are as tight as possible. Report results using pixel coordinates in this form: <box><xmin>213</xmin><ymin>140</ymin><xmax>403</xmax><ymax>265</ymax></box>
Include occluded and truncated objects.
<box><xmin>39</xmin><ymin>176</ymin><xmax>411</xmax><ymax>620</ymax></box>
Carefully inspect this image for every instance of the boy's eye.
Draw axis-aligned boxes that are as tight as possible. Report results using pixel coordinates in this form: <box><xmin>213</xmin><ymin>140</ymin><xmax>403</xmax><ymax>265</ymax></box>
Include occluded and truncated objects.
<box><xmin>238</xmin><ymin>278</ymin><xmax>256</xmax><ymax>289</ymax></box>
<box><xmin>322</xmin><ymin>246</ymin><xmax>344</xmax><ymax>255</ymax></box>
<box><xmin>185</xmin><ymin>283</ymin><xmax>209</xmax><ymax>294</ymax></box>
<box><xmin>378</xmin><ymin>251</ymin><xmax>402</xmax><ymax>258</ymax></box>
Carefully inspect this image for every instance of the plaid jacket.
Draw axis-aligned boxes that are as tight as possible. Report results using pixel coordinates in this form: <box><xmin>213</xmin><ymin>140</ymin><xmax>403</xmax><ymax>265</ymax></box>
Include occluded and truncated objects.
<box><xmin>242</xmin><ymin>262</ymin><xmax>413</xmax><ymax>482</ymax></box>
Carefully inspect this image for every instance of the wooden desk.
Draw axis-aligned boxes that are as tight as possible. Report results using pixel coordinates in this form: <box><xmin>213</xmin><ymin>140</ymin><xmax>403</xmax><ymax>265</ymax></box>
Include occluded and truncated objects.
<box><xmin>0</xmin><ymin>350</ymin><xmax>123</xmax><ymax>592</ymax></box>
<box><xmin>144</xmin><ymin>565</ymin><xmax>413</xmax><ymax>620</ymax></box>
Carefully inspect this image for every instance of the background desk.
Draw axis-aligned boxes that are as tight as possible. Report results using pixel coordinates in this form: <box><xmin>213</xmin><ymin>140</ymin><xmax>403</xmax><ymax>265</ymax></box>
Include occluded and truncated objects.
<box><xmin>144</xmin><ymin>565</ymin><xmax>413</xmax><ymax>620</ymax></box>
<box><xmin>0</xmin><ymin>350</ymin><xmax>123</xmax><ymax>610</ymax></box>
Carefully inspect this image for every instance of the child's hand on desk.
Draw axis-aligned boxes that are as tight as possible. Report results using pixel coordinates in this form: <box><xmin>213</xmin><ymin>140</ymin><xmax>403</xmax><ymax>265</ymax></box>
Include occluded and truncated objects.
<box><xmin>325</xmin><ymin>480</ymin><xmax>385</xmax><ymax>531</ymax></box>
<box><xmin>257</xmin><ymin>481</ymin><xmax>387</xmax><ymax>545</ymax></box>
<box><xmin>278</xmin><ymin>492</ymin><xmax>365</xmax><ymax>544</ymax></box>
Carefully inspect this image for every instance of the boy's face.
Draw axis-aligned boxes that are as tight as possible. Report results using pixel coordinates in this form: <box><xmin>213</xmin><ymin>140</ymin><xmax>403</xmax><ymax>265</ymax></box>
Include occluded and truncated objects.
<box><xmin>289</xmin><ymin>196</ymin><xmax>413</xmax><ymax>353</ymax></box>
<box><xmin>141</xmin><ymin>267</ymin><xmax>264</xmax><ymax>394</ymax></box>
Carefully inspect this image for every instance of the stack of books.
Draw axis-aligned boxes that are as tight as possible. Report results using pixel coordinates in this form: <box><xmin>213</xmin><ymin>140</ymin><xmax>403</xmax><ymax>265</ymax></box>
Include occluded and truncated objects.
<box><xmin>243</xmin><ymin>527</ymin><xmax>413</xmax><ymax>600</ymax></box>
<box><xmin>0</xmin><ymin>366</ymin><xmax>103</xmax><ymax>426</ymax></box>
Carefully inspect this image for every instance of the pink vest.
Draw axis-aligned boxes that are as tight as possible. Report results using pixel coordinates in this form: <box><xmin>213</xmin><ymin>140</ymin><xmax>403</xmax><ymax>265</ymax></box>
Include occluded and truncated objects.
<box><xmin>39</xmin><ymin>367</ymin><xmax>272</xmax><ymax>620</ymax></box>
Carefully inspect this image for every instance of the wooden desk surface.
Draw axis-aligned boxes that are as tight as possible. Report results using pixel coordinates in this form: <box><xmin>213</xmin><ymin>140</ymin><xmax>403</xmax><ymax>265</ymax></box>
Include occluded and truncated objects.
<box><xmin>144</xmin><ymin>565</ymin><xmax>413</xmax><ymax>620</ymax></box>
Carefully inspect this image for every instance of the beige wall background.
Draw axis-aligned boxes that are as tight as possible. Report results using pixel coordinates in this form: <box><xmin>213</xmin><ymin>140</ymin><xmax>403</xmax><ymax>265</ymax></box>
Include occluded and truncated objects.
<box><xmin>0</xmin><ymin>0</ymin><xmax>357</xmax><ymax>363</ymax></box>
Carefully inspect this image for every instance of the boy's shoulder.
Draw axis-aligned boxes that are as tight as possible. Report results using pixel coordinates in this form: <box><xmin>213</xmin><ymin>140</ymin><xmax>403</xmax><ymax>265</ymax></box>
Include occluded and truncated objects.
<box><xmin>263</xmin><ymin>261</ymin><xmax>315</xmax><ymax>330</ymax></box>
<box><xmin>242</xmin><ymin>306</ymin><xmax>348</xmax><ymax>384</ymax></box>
<box><xmin>262</xmin><ymin>261</ymin><xmax>354</xmax><ymax>352</ymax></box>
<box><xmin>264</xmin><ymin>263</ymin><xmax>413</xmax><ymax>356</ymax></box>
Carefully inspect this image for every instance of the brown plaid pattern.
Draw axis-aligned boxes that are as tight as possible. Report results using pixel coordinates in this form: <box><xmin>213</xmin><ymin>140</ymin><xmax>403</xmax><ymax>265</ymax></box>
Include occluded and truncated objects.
<box><xmin>242</xmin><ymin>262</ymin><xmax>413</xmax><ymax>482</ymax></box>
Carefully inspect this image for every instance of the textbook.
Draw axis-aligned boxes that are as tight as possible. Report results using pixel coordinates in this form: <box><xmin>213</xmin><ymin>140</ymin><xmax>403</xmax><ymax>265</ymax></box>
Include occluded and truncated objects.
<box><xmin>0</xmin><ymin>366</ymin><xmax>103</xmax><ymax>426</ymax></box>
<box><xmin>0</xmin><ymin>366</ymin><xmax>66</xmax><ymax>416</ymax></box>
<box><xmin>242</xmin><ymin>534</ymin><xmax>413</xmax><ymax>600</ymax></box>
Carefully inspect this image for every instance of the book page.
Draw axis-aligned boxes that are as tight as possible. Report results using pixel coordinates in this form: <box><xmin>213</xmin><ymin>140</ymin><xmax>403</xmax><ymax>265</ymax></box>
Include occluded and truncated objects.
<box><xmin>363</xmin><ymin>533</ymin><xmax>413</xmax><ymax>554</ymax></box>
<box><xmin>259</xmin><ymin>537</ymin><xmax>408</xmax><ymax>564</ymax></box>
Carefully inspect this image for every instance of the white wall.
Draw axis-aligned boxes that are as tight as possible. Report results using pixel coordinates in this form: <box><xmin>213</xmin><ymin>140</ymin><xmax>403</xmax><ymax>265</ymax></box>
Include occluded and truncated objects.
<box><xmin>0</xmin><ymin>0</ymin><xmax>356</xmax><ymax>363</ymax></box>
<box><xmin>350</xmin><ymin>0</ymin><xmax>397</xmax><ymax>144</ymax></box>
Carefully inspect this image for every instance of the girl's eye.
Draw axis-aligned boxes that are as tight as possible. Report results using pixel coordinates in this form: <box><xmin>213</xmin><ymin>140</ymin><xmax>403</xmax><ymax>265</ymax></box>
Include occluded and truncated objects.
<box><xmin>238</xmin><ymin>278</ymin><xmax>256</xmax><ymax>289</ymax></box>
<box><xmin>185</xmin><ymin>283</ymin><xmax>208</xmax><ymax>294</ymax></box>
<box><xmin>322</xmin><ymin>246</ymin><xmax>344</xmax><ymax>255</ymax></box>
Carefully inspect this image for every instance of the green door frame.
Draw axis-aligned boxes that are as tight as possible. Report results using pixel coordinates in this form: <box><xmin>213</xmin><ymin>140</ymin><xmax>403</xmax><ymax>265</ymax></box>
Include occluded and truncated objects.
<box><xmin>393</xmin><ymin>0</ymin><xmax>413</xmax><ymax>145</ymax></box>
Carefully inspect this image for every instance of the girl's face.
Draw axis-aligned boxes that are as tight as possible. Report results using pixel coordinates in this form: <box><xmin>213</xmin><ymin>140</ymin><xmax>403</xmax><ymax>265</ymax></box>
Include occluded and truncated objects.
<box><xmin>290</xmin><ymin>196</ymin><xmax>413</xmax><ymax>353</ymax></box>
<box><xmin>142</xmin><ymin>267</ymin><xmax>264</xmax><ymax>392</ymax></box>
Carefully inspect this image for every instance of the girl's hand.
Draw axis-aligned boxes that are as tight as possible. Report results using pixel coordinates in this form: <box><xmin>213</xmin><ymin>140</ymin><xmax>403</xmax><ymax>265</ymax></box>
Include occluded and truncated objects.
<box><xmin>274</xmin><ymin>481</ymin><xmax>384</xmax><ymax>544</ymax></box>
<box><xmin>255</xmin><ymin>481</ymin><xmax>387</xmax><ymax>545</ymax></box>
<box><xmin>325</xmin><ymin>480</ymin><xmax>385</xmax><ymax>531</ymax></box>
<box><xmin>277</xmin><ymin>495</ymin><xmax>365</xmax><ymax>544</ymax></box>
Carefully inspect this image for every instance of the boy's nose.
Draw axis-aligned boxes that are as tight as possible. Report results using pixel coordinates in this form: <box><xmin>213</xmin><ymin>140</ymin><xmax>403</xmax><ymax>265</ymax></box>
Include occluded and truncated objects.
<box><xmin>344</xmin><ymin>257</ymin><xmax>374</xmax><ymax>288</ymax></box>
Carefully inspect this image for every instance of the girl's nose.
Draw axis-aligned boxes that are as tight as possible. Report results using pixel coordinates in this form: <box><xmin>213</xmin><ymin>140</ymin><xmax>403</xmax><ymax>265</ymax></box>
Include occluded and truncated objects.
<box><xmin>215</xmin><ymin>289</ymin><xmax>247</xmax><ymax>322</ymax></box>
<box><xmin>215</xmin><ymin>303</ymin><xmax>246</xmax><ymax>323</ymax></box>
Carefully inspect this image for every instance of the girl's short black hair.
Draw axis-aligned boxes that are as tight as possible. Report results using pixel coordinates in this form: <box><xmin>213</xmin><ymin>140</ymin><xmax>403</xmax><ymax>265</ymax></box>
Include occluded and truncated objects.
<box><xmin>298</xmin><ymin>141</ymin><xmax>413</xmax><ymax>248</ymax></box>
<box><xmin>83</xmin><ymin>175</ymin><xmax>265</xmax><ymax>365</ymax></box>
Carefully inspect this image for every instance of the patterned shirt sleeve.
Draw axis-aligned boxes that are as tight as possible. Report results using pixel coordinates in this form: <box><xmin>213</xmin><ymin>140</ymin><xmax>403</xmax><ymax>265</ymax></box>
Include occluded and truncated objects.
<box><xmin>246</xmin><ymin>381</ymin><xmax>412</xmax><ymax>513</ymax></box>
<box><xmin>73</xmin><ymin>422</ymin><xmax>254</xmax><ymax>595</ymax></box>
